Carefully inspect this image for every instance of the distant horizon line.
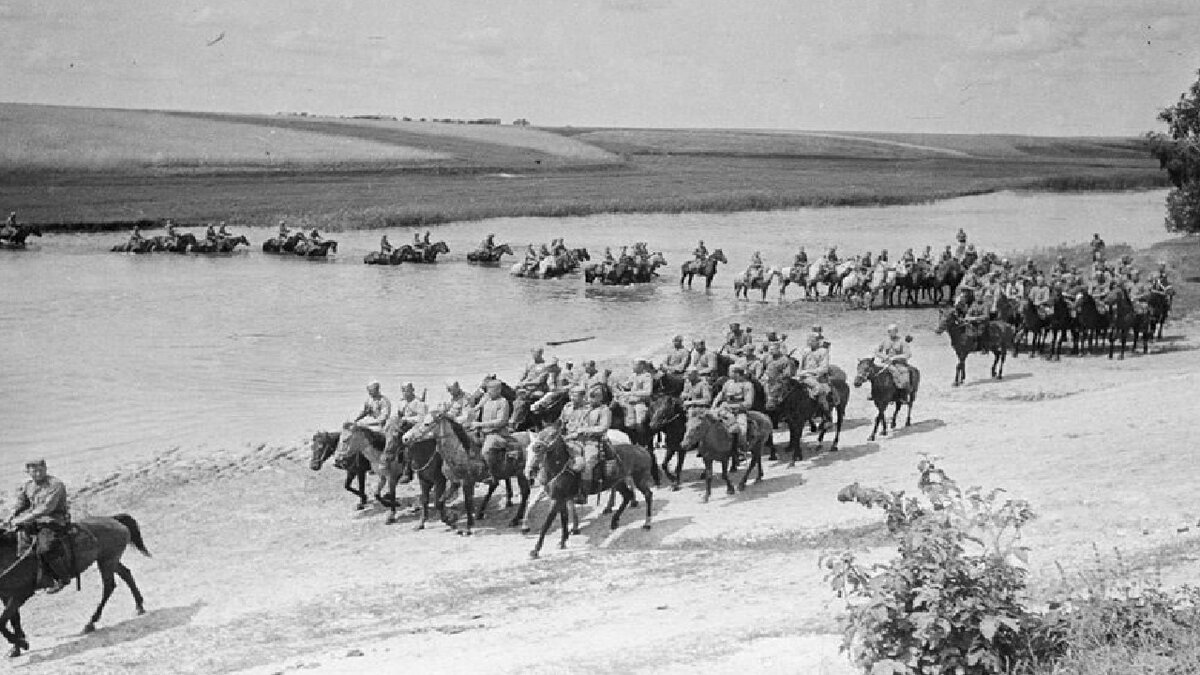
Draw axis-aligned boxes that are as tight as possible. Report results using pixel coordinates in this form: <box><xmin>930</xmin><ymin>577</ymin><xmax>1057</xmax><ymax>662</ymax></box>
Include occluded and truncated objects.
<box><xmin>0</xmin><ymin>99</ymin><xmax>1153</xmax><ymax>141</ymax></box>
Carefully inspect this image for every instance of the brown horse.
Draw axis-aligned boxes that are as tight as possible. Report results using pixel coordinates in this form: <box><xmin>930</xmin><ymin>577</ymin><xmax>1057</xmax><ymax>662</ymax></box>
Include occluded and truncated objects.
<box><xmin>334</xmin><ymin>424</ymin><xmax>405</xmax><ymax>523</ymax></box>
<box><xmin>680</xmin><ymin>249</ymin><xmax>728</xmax><ymax>289</ymax></box>
<box><xmin>935</xmin><ymin>309</ymin><xmax>1014</xmax><ymax>386</ymax></box>
<box><xmin>294</xmin><ymin>240</ymin><xmax>339</xmax><ymax>257</ymax></box>
<box><xmin>680</xmin><ymin>410</ymin><xmax>772</xmax><ymax>502</ymax></box>
<box><xmin>1105</xmin><ymin>287</ymin><xmax>1150</xmax><ymax>359</ymax></box>
<box><xmin>734</xmin><ymin>269</ymin><xmax>775</xmax><ymax>300</ymax></box>
<box><xmin>396</xmin><ymin>242</ymin><xmax>449</xmax><ymax>263</ymax></box>
<box><xmin>524</xmin><ymin>423</ymin><xmax>654</xmax><ymax>558</ymax></box>
<box><xmin>0</xmin><ymin>516</ymin><xmax>150</xmax><ymax>656</ymax></box>
<box><xmin>853</xmin><ymin>358</ymin><xmax>920</xmax><ymax>442</ymax></box>
<box><xmin>763</xmin><ymin>369</ymin><xmax>849</xmax><ymax>465</ymax></box>
<box><xmin>309</xmin><ymin>430</ymin><xmax>371</xmax><ymax>510</ymax></box>
<box><xmin>467</xmin><ymin>243</ymin><xmax>514</xmax><ymax>263</ymax></box>
<box><xmin>0</xmin><ymin>224</ymin><xmax>43</xmax><ymax>249</ymax></box>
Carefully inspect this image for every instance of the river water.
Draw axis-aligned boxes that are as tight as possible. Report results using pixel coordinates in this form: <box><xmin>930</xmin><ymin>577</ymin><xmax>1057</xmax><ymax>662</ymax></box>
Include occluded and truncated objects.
<box><xmin>0</xmin><ymin>189</ymin><xmax>1169</xmax><ymax>479</ymax></box>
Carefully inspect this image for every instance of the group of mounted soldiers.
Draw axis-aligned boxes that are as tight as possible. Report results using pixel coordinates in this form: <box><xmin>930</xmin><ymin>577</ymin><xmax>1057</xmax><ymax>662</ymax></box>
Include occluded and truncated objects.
<box><xmin>335</xmin><ymin>317</ymin><xmax>916</xmax><ymax>504</ymax></box>
<box><xmin>510</xmin><ymin>238</ymin><xmax>585</xmax><ymax>276</ymax></box>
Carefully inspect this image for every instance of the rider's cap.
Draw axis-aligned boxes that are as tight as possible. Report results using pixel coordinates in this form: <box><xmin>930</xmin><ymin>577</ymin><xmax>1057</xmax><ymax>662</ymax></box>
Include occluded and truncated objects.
<box><xmin>25</xmin><ymin>459</ymin><xmax>45</xmax><ymax>469</ymax></box>
<box><xmin>811</xmin><ymin>325</ymin><xmax>823</xmax><ymax>335</ymax></box>
<box><xmin>672</xmin><ymin>335</ymin><xmax>684</xmax><ymax>342</ymax></box>
<box><xmin>367</xmin><ymin>379</ymin><xmax>381</xmax><ymax>389</ymax></box>
<box><xmin>887</xmin><ymin>323</ymin><xmax>900</xmax><ymax>333</ymax></box>
<box><xmin>729</xmin><ymin>322</ymin><xmax>740</xmax><ymax>329</ymax></box>
<box><xmin>444</xmin><ymin>379</ymin><xmax>459</xmax><ymax>389</ymax></box>
<box><xmin>401</xmin><ymin>381</ymin><xmax>415</xmax><ymax>392</ymax></box>
<box><xmin>485</xmin><ymin>379</ymin><xmax>503</xmax><ymax>390</ymax></box>
<box><xmin>634</xmin><ymin>357</ymin><xmax>651</xmax><ymax>366</ymax></box>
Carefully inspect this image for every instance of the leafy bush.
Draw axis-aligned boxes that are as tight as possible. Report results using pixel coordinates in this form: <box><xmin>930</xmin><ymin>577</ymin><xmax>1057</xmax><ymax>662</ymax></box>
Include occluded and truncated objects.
<box><xmin>824</xmin><ymin>459</ymin><xmax>1041</xmax><ymax>674</ymax></box>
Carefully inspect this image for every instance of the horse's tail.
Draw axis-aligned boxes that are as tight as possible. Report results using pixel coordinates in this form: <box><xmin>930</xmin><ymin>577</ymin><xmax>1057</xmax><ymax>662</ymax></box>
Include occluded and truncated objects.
<box><xmin>112</xmin><ymin>514</ymin><xmax>152</xmax><ymax>557</ymax></box>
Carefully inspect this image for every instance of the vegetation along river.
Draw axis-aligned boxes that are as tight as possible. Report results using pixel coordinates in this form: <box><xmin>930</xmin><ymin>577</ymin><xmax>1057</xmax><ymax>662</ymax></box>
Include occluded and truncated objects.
<box><xmin>0</xmin><ymin>189</ymin><xmax>1168</xmax><ymax>479</ymax></box>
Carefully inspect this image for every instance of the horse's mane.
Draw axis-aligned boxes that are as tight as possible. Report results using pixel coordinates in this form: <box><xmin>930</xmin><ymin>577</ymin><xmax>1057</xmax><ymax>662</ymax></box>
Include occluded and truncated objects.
<box><xmin>437</xmin><ymin>416</ymin><xmax>478</xmax><ymax>459</ymax></box>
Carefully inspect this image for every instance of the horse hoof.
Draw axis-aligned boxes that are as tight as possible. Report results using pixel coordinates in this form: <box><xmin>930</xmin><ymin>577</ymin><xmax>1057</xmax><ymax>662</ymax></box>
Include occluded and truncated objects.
<box><xmin>601</xmin><ymin>507</ymin><xmax>613</xmax><ymax>515</ymax></box>
<box><xmin>7</xmin><ymin>647</ymin><xmax>21</xmax><ymax>659</ymax></box>
<box><xmin>726</xmin><ymin>487</ymin><xmax>736</xmax><ymax>495</ymax></box>
<box><xmin>630</xmin><ymin>500</ymin><xmax>639</xmax><ymax>508</ymax></box>
<box><xmin>509</xmin><ymin>518</ymin><xmax>520</xmax><ymax>527</ymax></box>
<box><xmin>701</xmin><ymin>495</ymin><xmax>710</xmax><ymax>504</ymax></box>
<box><xmin>385</xmin><ymin>516</ymin><xmax>396</xmax><ymax>525</ymax></box>
<box><xmin>610</xmin><ymin>520</ymin><xmax>620</xmax><ymax>530</ymax></box>
<box><xmin>82</xmin><ymin>623</ymin><xmax>95</xmax><ymax>635</ymax></box>
<box><xmin>476</xmin><ymin>513</ymin><xmax>487</xmax><ymax>521</ymax></box>
<box><xmin>642</xmin><ymin>523</ymin><xmax>652</xmax><ymax>530</ymax></box>
<box><xmin>671</xmin><ymin>484</ymin><xmax>681</xmax><ymax>492</ymax></box>
<box><xmin>529</xmin><ymin>550</ymin><xmax>540</xmax><ymax>559</ymax></box>
<box><xmin>458</xmin><ymin>530</ymin><xmax>472</xmax><ymax>537</ymax></box>
<box><xmin>414</xmin><ymin>523</ymin><xmax>425</xmax><ymax>531</ymax></box>
<box><xmin>572</xmin><ymin>527</ymin><xmax>582</xmax><ymax>535</ymax></box>
<box><xmin>137</xmin><ymin>605</ymin><xmax>146</xmax><ymax>616</ymax></box>
<box><xmin>521</xmin><ymin>527</ymin><xmax>531</xmax><ymax>534</ymax></box>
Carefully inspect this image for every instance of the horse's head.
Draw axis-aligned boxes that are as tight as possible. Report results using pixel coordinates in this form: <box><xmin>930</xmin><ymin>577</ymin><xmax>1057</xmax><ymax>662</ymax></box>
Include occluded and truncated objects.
<box><xmin>711</xmin><ymin>249</ymin><xmax>728</xmax><ymax>264</ymax></box>
<box><xmin>497</xmin><ymin>243</ymin><xmax>513</xmax><ymax>256</ymax></box>
<box><xmin>647</xmin><ymin>394</ymin><xmax>682</xmax><ymax>432</ymax></box>
<box><xmin>853</xmin><ymin>358</ymin><xmax>878</xmax><ymax>387</ymax></box>
<box><xmin>762</xmin><ymin>374</ymin><xmax>792</xmax><ymax>411</ymax></box>
<box><xmin>402</xmin><ymin>414</ymin><xmax>437</xmax><ymax>445</ymax></box>
<box><xmin>309</xmin><ymin>430</ymin><xmax>341</xmax><ymax>470</ymax></box>
<box><xmin>575</xmin><ymin>248</ymin><xmax>590</xmax><ymax>261</ymax></box>
<box><xmin>525</xmin><ymin>421</ymin><xmax>565</xmax><ymax>478</ymax></box>
<box><xmin>934</xmin><ymin>308</ymin><xmax>958</xmax><ymax>335</ymax></box>
<box><xmin>328</xmin><ymin>241</ymin><xmax>339</xmax><ymax>253</ymax></box>
<box><xmin>681</xmin><ymin>410</ymin><xmax>715</xmax><ymax>450</ymax></box>
<box><xmin>650</xmin><ymin>252</ymin><xmax>667</xmax><ymax>267</ymax></box>
<box><xmin>433</xmin><ymin>241</ymin><xmax>450</xmax><ymax>254</ymax></box>
<box><xmin>234</xmin><ymin>235</ymin><xmax>250</xmax><ymax>247</ymax></box>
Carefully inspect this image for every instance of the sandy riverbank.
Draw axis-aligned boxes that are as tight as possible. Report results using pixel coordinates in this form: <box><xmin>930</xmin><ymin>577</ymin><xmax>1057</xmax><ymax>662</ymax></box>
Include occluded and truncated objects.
<box><xmin>4</xmin><ymin>284</ymin><xmax>1198</xmax><ymax>673</ymax></box>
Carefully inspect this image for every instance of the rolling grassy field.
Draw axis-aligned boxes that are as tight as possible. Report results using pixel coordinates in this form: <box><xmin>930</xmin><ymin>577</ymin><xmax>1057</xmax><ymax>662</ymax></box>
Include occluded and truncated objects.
<box><xmin>0</xmin><ymin>103</ymin><xmax>1168</xmax><ymax>229</ymax></box>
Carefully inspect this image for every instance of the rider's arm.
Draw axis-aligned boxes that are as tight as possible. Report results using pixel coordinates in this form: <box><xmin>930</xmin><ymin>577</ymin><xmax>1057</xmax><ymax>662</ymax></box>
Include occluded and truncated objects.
<box><xmin>480</xmin><ymin>399</ymin><xmax>510</xmax><ymax>433</ymax></box>
<box><xmin>741</xmin><ymin>382</ymin><xmax>755</xmax><ymax>411</ymax></box>
<box><xmin>8</xmin><ymin>487</ymin><xmax>30</xmax><ymax>522</ymax></box>
<box><xmin>577</xmin><ymin>407</ymin><xmax>611</xmax><ymax>436</ymax></box>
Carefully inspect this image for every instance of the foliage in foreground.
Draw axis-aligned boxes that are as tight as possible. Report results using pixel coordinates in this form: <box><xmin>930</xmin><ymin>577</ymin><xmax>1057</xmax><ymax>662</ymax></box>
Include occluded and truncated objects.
<box><xmin>824</xmin><ymin>461</ymin><xmax>1200</xmax><ymax>674</ymax></box>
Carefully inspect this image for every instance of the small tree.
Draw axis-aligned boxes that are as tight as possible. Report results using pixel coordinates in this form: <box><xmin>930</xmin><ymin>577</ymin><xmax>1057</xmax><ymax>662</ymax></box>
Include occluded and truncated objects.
<box><xmin>1147</xmin><ymin>69</ymin><xmax>1200</xmax><ymax>233</ymax></box>
<box><xmin>824</xmin><ymin>460</ymin><xmax>1039</xmax><ymax>674</ymax></box>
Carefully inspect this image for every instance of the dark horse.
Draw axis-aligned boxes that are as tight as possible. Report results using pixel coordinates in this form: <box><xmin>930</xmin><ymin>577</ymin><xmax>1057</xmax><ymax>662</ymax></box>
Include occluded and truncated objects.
<box><xmin>933</xmin><ymin>258</ymin><xmax>964</xmax><ymax>305</ymax></box>
<box><xmin>467</xmin><ymin>243</ymin><xmax>514</xmax><ymax>263</ymax></box>
<box><xmin>524</xmin><ymin>423</ymin><xmax>654</xmax><ymax>559</ymax></box>
<box><xmin>0</xmin><ymin>224</ymin><xmax>43</xmax><ymax>249</ymax></box>
<box><xmin>1073</xmin><ymin>293</ymin><xmax>1109</xmax><ymax>355</ymax></box>
<box><xmin>762</xmin><ymin>369</ymin><xmax>849</xmax><ymax>465</ymax></box>
<box><xmin>935</xmin><ymin>309</ymin><xmax>1014</xmax><ymax>386</ymax></box>
<box><xmin>0</xmin><ymin>516</ymin><xmax>150</xmax><ymax>656</ymax></box>
<box><xmin>309</xmin><ymin>430</ymin><xmax>371</xmax><ymax>509</ymax></box>
<box><xmin>1105</xmin><ymin>287</ymin><xmax>1151</xmax><ymax>359</ymax></box>
<box><xmin>397</xmin><ymin>242</ymin><xmax>450</xmax><ymax>263</ymax></box>
<box><xmin>853</xmin><ymin>359</ymin><xmax>921</xmax><ymax>442</ymax></box>
<box><xmin>680</xmin><ymin>249</ymin><xmax>729</xmax><ymax>289</ymax></box>
<box><xmin>294</xmin><ymin>240</ymin><xmax>339</xmax><ymax>257</ymax></box>
<box><xmin>647</xmin><ymin>394</ymin><xmax>689</xmax><ymax>490</ymax></box>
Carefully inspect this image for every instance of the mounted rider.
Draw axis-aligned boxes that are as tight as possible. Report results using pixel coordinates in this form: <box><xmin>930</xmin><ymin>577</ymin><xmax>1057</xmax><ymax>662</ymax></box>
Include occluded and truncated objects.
<box><xmin>0</xmin><ymin>211</ymin><xmax>17</xmax><ymax>239</ymax></box>
<box><xmin>618</xmin><ymin>357</ymin><xmax>654</xmax><ymax>431</ymax></box>
<box><xmin>569</xmin><ymin>385</ymin><xmax>613</xmax><ymax>502</ymax></box>
<box><xmin>379</xmin><ymin>235</ymin><xmax>393</xmax><ymax>255</ymax></box>
<box><xmin>690</xmin><ymin>340</ymin><xmax>718</xmax><ymax>383</ymax></box>
<box><xmin>874</xmin><ymin>324</ymin><xmax>913</xmax><ymax>399</ymax></box>
<box><xmin>940</xmin><ymin>245</ymin><xmax>954</xmax><ymax>263</ymax></box>
<box><xmin>763</xmin><ymin>341</ymin><xmax>795</xmax><ymax>387</ymax></box>
<box><xmin>1150</xmin><ymin>262</ymin><xmax>1175</xmax><ymax>298</ymax></box>
<box><xmin>204</xmin><ymin>223</ymin><xmax>219</xmax><ymax>245</ymax></box>
<box><xmin>737</xmin><ymin>344</ymin><xmax>766</xmax><ymax>382</ymax></box>
<box><xmin>277</xmin><ymin>220</ymin><xmax>290</xmax><ymax>239</ymax></box>
<box><xmin>516</xmin><ymin>347</ymin><xmax>554</xmax><ymax>401</ymax></box>
<box><xmin>478</xmin><ymin>233</ymin><xmax>496</xmax><ymax>255</ymax></box>
<box><xmin>954</xmin><ymin>228</ymin><xmax>968</xmax><ymax>258</ymax></box>
<box><xmin>1028</xmin><ymin>274</ymin><xmax>1053</xmax><ymax>319</ymax></box>
<box><xmin>1090</xmin><ymin>233</ymin><xmax>1106</xmax><ymax>262</ymax></box>
<box><xmin>663</xmin><ymin>335</ymin><xmax>692</xmax><ymax>375</ymax></box>
<box><xmin>693</xmin><ymin>240</ymin><xmax>708</xmax><ymax>264</ymax></box>
<box><xmin>443</xmin><ymin>380</ymin><xmax>475</xmax><ymax>427</ymax></box>
<box><xmin>129</xmin><ymin>225</ymin><xmax>146</xmax><ymax>246</ymax></box>
<box><xmin>335</xmin><ymin>380</ymin><xmax>392</xmax><ymax>468</ymax></box>
<box><xmin>793</xmin><ymin>246</ymin><xmax>808</xmax><ymax>268</ymax></box>
<box><xmin>725</xmin><ymin>322</ymin><xmax>751</xmax><ymax>350</ymax></box>
<box><xmin>746</xmin><ymin>251</ymin><xmax>766</xmax><ymax>286</ymax></box>
<box><xmin>470</xmin><ymin>379</ymin><xmax>513</xmax><ymax>468</ymax></box>
<box><xmin>6</xmin><ymin>459</ymin><xmax>72</xmax><ymax>593</ymax></box>
<box><xmin>712</xmin><ymin>364</ymin><xmax>755</xmax><ymax>457</ymax></box>
<box><xmin>681</xmin><ymin>367</ymin><xmax>712</xmax><ymax>416</ymax></box>
<box><xmin>795</xmin><ymin>332</ymin><xmax>832</xmax><ymax>417</ymax></box>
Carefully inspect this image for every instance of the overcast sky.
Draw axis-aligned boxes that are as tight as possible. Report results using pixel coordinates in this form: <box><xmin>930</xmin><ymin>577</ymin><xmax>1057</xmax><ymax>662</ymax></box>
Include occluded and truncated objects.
<box><xmin>3</xmin><ymin>0</ymin><xmax>1198</xmax><ymax>135</ymax></box>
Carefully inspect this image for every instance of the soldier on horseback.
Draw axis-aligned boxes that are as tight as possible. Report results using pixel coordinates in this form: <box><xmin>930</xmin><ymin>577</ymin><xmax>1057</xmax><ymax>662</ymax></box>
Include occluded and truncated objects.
<box><xmin>663</xmin><ymin>335</ymin><xmax>691</xmax><ymax>374</ymax></box>
<box><xmin>746</xmin><ymin>251</ymin><xmax>766</xmax><ymax>286</ymax></box>
<box><xmin>737</xmin><ymin>344</ymin><xmax>766</xmax><ymax>382</ymax></box>
<box><xmin>517</xmin><ymin>347</ymin><xmax>553</xmax><ymax>400</ymax></box>
<box><xmin>954</xmin><ymin>228</ymin><xmax>968</xmax><ymax>258</ymax></box>
<box><xmin>793</xmin><ymin>246</ymin><xmax>808</xmax><ymax>268</ymax></box>
<box><xmin>379</xmin><ymin>235</ymin><xmax>393</xmax><ymax>255</ymax></box>
<box><xmin>681</xmin><ymin>367</ymin><xmax>712</xmax><ymax>415</ymax></box>
<box><xmin>1090</xmin><ymin>233</ymin><xmax>1106</xmax><ymax>262</ymax></box>
<box><xmin>569</xmin><ymin>385</ymin><xmax>612</xmax><ymax>502</ymax></box>
<box><xmin>693</xmin><ymin>240</ymin><xmax>708</xmax><ymax>264</ymax></box>
<box><xmin>129</xmin><ymin>225</ymin><xmax>146</xmax><ymax>247</ymax></box>
<box><xmin>443</xmin><ymin>380</ymin><xmax>475</xmax><ymax>427</ymax></box>
<box><xmin>690</xmin><ymin>340</ymin><xmax>718</xmax><ymax>383</ymax></box>
<box><xmin>1029</xmin><ymin>275</ymin><xmax>1053</xmax><ymax>319</ymax></box>
<box><xmin>619</xmin><ymin>357</ymin><xmax>654</xmax><ymax>431</ymax></box>
<box><xmin>5</xmin><ymin>459</ymin><xmax>71</xmax><ymax>594</ymax></box>
<box><xmin>0</xmin><ymin>211</ymin><xmax>17</xmax><ymax>240</ymax></box>
<box><xmin>712</xmin><ymin>365</ymin><xmax>754</xmax><ymax>458</ymax></box>
<box><xmin>335</xmin><ymin>380</ymin><xmax>392</xmax><ymax>467</ymax></box>
<box><xmin>726</xmin><ymin>322</ymin><xmax>750</xmax><ymax>350</ymax></box>
<box><xmin>763</xmin><ymin>340</ymin><xmax>794</xmax><ymax>383</ymax></box>
<box><xmin>875</xmin><ymin>325</ymin><xmax>912</xmax><ymax>399</ymax></box>
<box><xmin>1151</xmin><ymin>262</ymin><xmax>1175</xmax><ymax>298</ymax></box>
<box><xmin>796</xmin><ymin>332</ymin><xmax>832</xmax><ymax>417</ymax></box>
<box><xmin>471</xmin><ymin>379</ymin><xmax>513</xmax><ymax>469</ymax></box>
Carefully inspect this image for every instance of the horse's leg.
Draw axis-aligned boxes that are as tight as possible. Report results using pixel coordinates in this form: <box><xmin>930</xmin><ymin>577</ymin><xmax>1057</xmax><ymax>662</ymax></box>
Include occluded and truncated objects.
<box><xmin>610</xmin><ymin>482</ymin><xmax>634</xmax><ymax>530</ymax></box>
<box><xmin>558</xmin><ymin>501</ymin><xmax>570</xmax><ymax>549</ymax></box>
<box><xmin>703</xmin><ymin>458</ymin><xmax>713</xmax><ymax>503</ymax></box>
<box><xmin>787</xmin><ymin>412</ymin><xmax>803</xmax><ymax>467</ymax></box>
<box><xmin>84</xmin><ymin>560</ymin><xmax>119</xmax><ymax>634</ymax></box>
<box><xmin>0</xmin><ymin>592</ymin><xmax>32</xmax><ymax>655</ymax></box>
<box><xmin>511</xmin><ymin>474</ymin><xmax>531</xmax><ymax>527</ymax></box>
<box><xmin>721</xmin><ymin>457</ymin><xmax>735</xmax><ymax>495</ymax></box>
<box><xmin>672</xmin><ymin>446</ymin><xmax>686</xmax><ymax>490</ymax></box>
<box><xmin>459</xmin><ymin>482</ymin><xmax>475</xmax><ymax>535</ymax></box>
<box><xmin>568</xmin><ymin>499</ymin><xmax>581</xmax><ymax>534</ymax></box>
<box><xmin>476</xmin><ymin>479</ymin><xmax>499</xmax><ymax>521</ymax></box>
<box><xmin>891</xmin><ymin>401</ymin><xmax>901</xmax><ymax>429</ymax></box>
<box><xmin>531</xmin><ymin>499</ymin><xmax>561</xmax><ymax>558</ymax></box>
<box><xmin>991</xmin><ymin>350</ymin><xmax>1001</xmax><ymax>378</ymax></box>
<box><xmin>345</xmin><ymin>469</ymin><xmax>367</xmax><ymax>510</ymax></box>
<box><xmin>521</xmin><ymin>484</ymin><xmax>544</xmax><ymax>533</ymax></box>
<box><xmin>833</xmin><ymin>404</ymin><xmax>845</xmax><ymax>449</ymax></box>
<box><xmin>660</xmin><ymin>447</ymin><xmax>676</xmax><ymax>486</ymax></box>
<box><xmin>504</xmin><ymin>477</ymin><xmax>515</xmax><ymax>508</ymax></box>
<box><xmin>113</xmin><ymin>562</ymin><xmax>146</xmax><ymax>615</ymax></box>
<box><xmin>602</xmin><ymin>487</ymin><xmax>616</xmax><ymax>515</ymax></box>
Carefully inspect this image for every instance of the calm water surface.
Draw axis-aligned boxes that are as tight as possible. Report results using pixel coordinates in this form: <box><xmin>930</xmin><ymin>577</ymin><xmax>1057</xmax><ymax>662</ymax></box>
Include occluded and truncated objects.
<box><xmin>0</xmin><ymin>189</ymin><xmax>1168</xmax><ymax>478</ymax></box>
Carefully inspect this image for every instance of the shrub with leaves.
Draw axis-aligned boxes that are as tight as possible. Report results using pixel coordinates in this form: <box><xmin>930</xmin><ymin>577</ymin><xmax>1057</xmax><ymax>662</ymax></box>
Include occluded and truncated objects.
<box><xmin>823</xmin><ymin>459</ymin><xmax>1039</xmax><ymax>675</ymax></box>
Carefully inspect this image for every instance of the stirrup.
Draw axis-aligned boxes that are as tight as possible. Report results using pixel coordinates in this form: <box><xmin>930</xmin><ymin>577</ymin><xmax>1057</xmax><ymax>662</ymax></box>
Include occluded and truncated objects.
<box><xmin>45</xmin><ymin>578</ymin><xmax>68</xmax><ymax>594</ymax></box>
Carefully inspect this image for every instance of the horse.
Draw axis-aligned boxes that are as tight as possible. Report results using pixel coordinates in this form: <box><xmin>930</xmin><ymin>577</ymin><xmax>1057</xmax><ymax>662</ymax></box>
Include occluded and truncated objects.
<box><xmin>262</xmin><ymin>233</ymin><xmax>307</xmax><ymax>253</ymax></box>
<box><xmin>933</xmin><ymin>258</ymin><xmax>964</xmax><ymax>305</ymax></box>
<box><xmin>403</xmin><ymin>241</ymin><xmax>450</xmax><ymax>263</ymax></box>
<box><xmin>1073</xmin><ymin>293</ymin><xmax>1109</xmax><ymax>355</ymax></box>
<box><xmin>363</xmin><ymin>249</ymin><xmax>405</xmax><ymax>265</ymax></box>
<box><xmin>805</xmin><ymin>263</ymin><xmax>842</xmax><ymax>300</ymax></box>
<box><xmin>680</xmin><ymin>249</ymin><xmax>728</xmax><ymax>289</ymax></box>
<box><xmin>680</xmin><ymin>410</ymin><xmax>772</xmax><ymax>502</ymax></box>
<box><xmin>110</xmin><ymin>238</ymin><xmax>153</xmax><ymax>253</ymax></box>
<box><xmin>1043</xmin><ymin>294</ymin><xmax>1075</xmax><ymax>360</ymax></box>
<box><xmin>776</xmin><ymin>264</ymin><xmax>812</xmax><ymax>299</ymax></box>
<box><xmin>523</xmin><ymin>422</ymin><xmax>654</xmax><ymax>558</ymax></box>
<box><xmin>309</xmin><ymin>430</ymin><xmax>370</xmax><ymax>510</ymax></box>
<box><xmin>934</xmin><ymin>309</ymin><xmax>1014</xmax><ymax>386</ymax></box>
<box><xmin>190</xmin><ymin>235</ymin><xmax>249</xmax><ymax>254</ymax></box>
<box><xmin>0</xmin><ymin>224</ymin><xmax>43</xmax><ymax>249</ymax></box>
<box><xmin>854</xmin><ymin>358</ymin><xmax>920</xmax><ymax>442</ymax></box>
<box><xmin>894</xmin><ymin>262</ymin><xmax>931</xmax><ymax>306</ymax></box>
<box><xmin>868</xmin><ymin>266</ymin><xmax>897</xmax><ymax>307</ymax></box>
<box><xmin>1146</xmin><ymin>290</ymin><xmax>1171</xmax><ymax>339</ymax></box>
<box><xmin>332</xmin><ymin>424</ymin><xmax>406</xmax><ymax>523</ymax></box>
<box><xmin>0</xmin><ymin>516</ymin><xmax>150</xmax><ymax>656</ymax></box>
<box><xmin>510</xmin><ymin>389</ymin><xmax>568</xmax><ymax>432</ymax></box>
<box><xmin>647</xmin><ymin>394</ymin><xmax>688</xmax><ymax>490</ymax></box>
<box><xmin>467</xmin><ymin>243</ymin><xmax>514</xmax><ymax>263</ymax></box>
<box><xmin>733</xmin><ymin>268</ymin><xmax>775</xmax><ymax>300</ymax></box>
<box><xmin>391</xmin><ymin>423</ymin><xmax>448</xmax><ymax>531</ymax></box>
<box><xmin>1014</xmin><ymin>300</ymin><xmax>1048</xmax><ymax>356</ymax></box>
<box><xmin>763</xmin><ymin>370</ymin><xmax>849</xmax><ymax>465</ymax></box>
<box><xmin>295</xmin><ymin>240</ymin><xmax>338</xmax><ymax>257</ymax></box>
<box><xmin>840</xmin><ymin>269</ymin><xmax>871</xmax><ymax>309</ymax></box>
<box><xmin>1105</xmin><ymin>287</ymin><xmax>1150</xmax><ymax>359</ymax></box>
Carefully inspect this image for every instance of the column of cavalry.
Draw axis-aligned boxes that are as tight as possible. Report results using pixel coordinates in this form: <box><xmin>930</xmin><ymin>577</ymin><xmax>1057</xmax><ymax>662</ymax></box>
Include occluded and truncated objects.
<box><xmin>308</xmin><ymin>319</ymin><xmax>928</xmax><ymax>557</ymax></box>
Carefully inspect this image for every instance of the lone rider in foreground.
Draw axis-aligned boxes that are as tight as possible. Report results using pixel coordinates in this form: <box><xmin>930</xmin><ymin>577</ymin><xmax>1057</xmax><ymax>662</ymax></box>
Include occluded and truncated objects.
<box><xmin>6</xmin><ymin>459</ymin><xmax>71</xmax><ymax>593</ymax></box>
<box><xmin>875</xmin><ymin>324</ymin><xmax>912</xmax><ymax>399</ymax></box>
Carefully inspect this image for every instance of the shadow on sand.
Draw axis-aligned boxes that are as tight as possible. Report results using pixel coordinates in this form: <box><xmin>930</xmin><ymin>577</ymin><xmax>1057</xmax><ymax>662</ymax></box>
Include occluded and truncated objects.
<box><xmin>23</xmin><ymin>601</ymin><xmax>205</xmax><ymax>666</ymax></box>
<box><xmin>960</xmin><ymin>371</ymin><xmax>1032</xmax><ymax>387</ymax></box>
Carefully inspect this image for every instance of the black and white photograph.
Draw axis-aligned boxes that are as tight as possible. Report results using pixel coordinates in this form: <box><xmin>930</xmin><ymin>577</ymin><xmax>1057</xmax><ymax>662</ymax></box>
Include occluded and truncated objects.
<box><xmin>1</xmin><ymin>1</ymin><xmax>1199</xmax><ymax>672</ymax></box>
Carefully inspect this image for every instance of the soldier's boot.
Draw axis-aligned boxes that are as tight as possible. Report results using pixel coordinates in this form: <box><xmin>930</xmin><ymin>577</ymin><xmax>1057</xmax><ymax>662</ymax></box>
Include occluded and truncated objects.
<box><xmin>576</xmin><ymin>477</ymin><xmax>591</xmax><ymax>505</ymax></box>
<box><xmin>40</xmin><ymin>558</ymin><xmax>68</xmax><ymax>594</ymax></box>
<box><xmin>397</xmin><ymin>458</ymin><xmax>414</xmax><ymax>484</ymax></box>
<box><xmin>730</xmin><ymin>434</ymin><xmax>742</xmax><ymax>470</ymax></box>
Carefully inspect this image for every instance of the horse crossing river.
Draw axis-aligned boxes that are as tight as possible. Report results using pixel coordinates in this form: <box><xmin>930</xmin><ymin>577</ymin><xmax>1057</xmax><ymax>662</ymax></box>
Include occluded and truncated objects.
<box><xmin>0</xmin><ymin>190</ymin><xmax>1167</xmax><ymax>478</ymax></box>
